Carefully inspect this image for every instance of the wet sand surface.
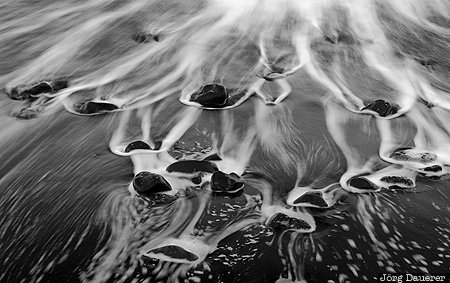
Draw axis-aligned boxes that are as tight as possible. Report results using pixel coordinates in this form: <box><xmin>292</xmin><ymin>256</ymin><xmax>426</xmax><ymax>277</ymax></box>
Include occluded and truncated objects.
<box><xmin>0</xmin><ymin>80</ymin><xmax>448</xmax><ymax>282</ymax></box>
<box><xmin>0</xmin><ymin>0</ymin><xmax>449</xmax><ymax>282</ymax></box>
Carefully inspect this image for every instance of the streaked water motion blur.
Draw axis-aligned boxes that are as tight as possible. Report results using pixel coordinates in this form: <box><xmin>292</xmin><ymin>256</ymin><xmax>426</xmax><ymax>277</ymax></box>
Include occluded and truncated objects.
<box><xmin>0</xmin><ymin>0</ymin><xmax>449</xmax><ymax>282</ymax></box>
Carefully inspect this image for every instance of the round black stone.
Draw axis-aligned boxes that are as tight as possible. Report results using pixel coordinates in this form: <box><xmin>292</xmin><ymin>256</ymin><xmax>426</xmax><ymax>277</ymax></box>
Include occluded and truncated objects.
<box><xmin>192</xmin><ymin>175</ymin><xmax>202</xmax><ymax>185</ymax></box>
<box><xmin>125</xmin><ymin>141</ymin><xmax>152</xmax><ymax>153</ymax></box>
<box><xmin>348</xmin><ymin>176</ymin><xmax>379</xmax><ymax>191</ymax></box>
<box><xmin>361</xmin><ymin>99</ymin><xmax>399</xmax><ymax>117</ymax></box>
<box><xmin>132</xmin><ymin>171</ymin><xmax>172</xmax><ymax>196</ymax></box>
<box><xmin>190</xmin><ymin>84</ymin><xmax>228</xmax><ymax>107</ymax></box>
<box><xmin>422</xmin><ymin>165</ymin><xmax>443</xmax><ymax>172</ymax></box>
<box><xmin>78</xmin><ymin>101</ymin><xmax>119</xmax><ymax>114</ymax></box>
<box><xmin>166</xmin><ymin>160</ymin><xmax>218</xmax><ymax>174</ymax></box>
<box><xmin>8</xmin><ymin>82</ymin><xmax>53</xmax><ymax>100</ymax></box>
<box><xmin>293</xmin><ymin>192</ymin><xmax>328</xmax><ymax>207</ymax></box>
<box><xmin>211</xmin><ymin>171</ymin><xmax>244</xmax><ymax>193</ymax></box>
<box><xmin>24</xmin><ymin>82</ymin><xmax>53</xmax><ymax>96</ymax></box>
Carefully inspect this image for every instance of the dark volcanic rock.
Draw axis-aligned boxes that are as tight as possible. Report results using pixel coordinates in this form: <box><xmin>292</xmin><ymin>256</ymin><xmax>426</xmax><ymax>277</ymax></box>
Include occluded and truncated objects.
<box><xmin>8</xmin><ymin>82</ymin><xmax>52</xmax><ymax>100</ymax></box>
<box><xmin>124</xmin><ymin>140</ymin><xmax>152</xmax><ymax>152</ymax></box>
<box><xmin>211</xmin><ymin>171</ymin><xmax>244</xmax><ymax>194</ymax></box>
<box><xmin>347</xmin><ymin>176</ymin><xmax>379</xmax><ymax>191</ymax></box>
<box><xmin>191</xmin><ymin>84</ymin><xmax>228</xmax><ymax>107</ymax></box>
<box><xmin>389</xmin><ymin>150</ymin><xmax>437</xmax><ymax>163</ymax></box>
<box><xmin>77</xmin><ymin>101</ymin><xmax>119</xmax><ymax>114</ymax></box>
<box><xmin>146</xmin><ymin>245</ymin><xmax>198</xmax><ymax>262</ymax></box>
<box><xmin>422</xmin><ymin>165</ymin><xmax>443</xmax><ymax>172</ymax></box>
<box><xmin>267</xmin><ymin>213</ymin><xmax>312</xmax><ymax>231</ymax></box>
<box><xmin>7</xmin><ymin>80</ymin><xmax>69</xmax><ymax>101</ymax></box>
<box><xmin>293</xmin><ymin>191</ymin><xmax>328</xmax><ymax>207</ymax></box>
<box><xmin>361</xmin><ymin>99</ymin><xmax>399</xmax><ymax>117</ymax></box>
<box><xmin>132</xmin><ymin>171</ymin><xmax>172</xmax><ymax>196</ymax></box>
<box><xmin>380</xmin><ymin>176</ymin><xmax>414</xmax><ymax>187</ymax></box>
<box><xmin>191</xmin><ymin>175</ymin><xmax>202</xmax><ymax>185</ymax></box>
<box><xmin>187</xmin><ymin>85</ymin><xmax>248</xmax><ymax>109</ymax></box>
<box><xmin>166</xmin><ymin>160</ymin><xmax>218</xmax><ymax>174</ymax></box>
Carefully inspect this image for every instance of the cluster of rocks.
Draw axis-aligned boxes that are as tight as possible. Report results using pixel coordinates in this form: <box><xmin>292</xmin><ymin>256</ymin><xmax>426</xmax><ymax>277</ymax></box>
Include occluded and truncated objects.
<box><xmin>132</xmin><ymin>159</ymin><xmax>245</xmax><ymax>200</ymax></box>
<box><xmin>74</xmin><ymin>101</ymin><xmax>119</xmax><ymax>115</ymax></box>
<box><xmin>387</xmin><ymin>148</ymin><xmax>448</xmax><ymax>178</ymax></box>
<box><xmin>5</xmin><ymin>79</ymin><xmax>69</xmax><ymax>119</ymax></box>
<box><xmin>131</xmin><ymin>151</ymin><xmax>316</xmax><ymax>279</ymax></box>
<box><xmin>188</xmin><ymin>83</ymin><xmax>247</xmax><ymax>109</ymax></box>
<box><xmin>7</xmin><ymin>79</ymin><xmax>68</xmax><ymax>101</ymax></box>
<box><xmin>360</xmin><ymin>99</ymin><xmax>399</xmax><ymax>118</ymax></box>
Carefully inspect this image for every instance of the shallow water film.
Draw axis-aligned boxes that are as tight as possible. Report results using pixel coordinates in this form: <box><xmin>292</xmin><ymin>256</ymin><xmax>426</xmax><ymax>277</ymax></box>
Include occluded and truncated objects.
<box><xmin>0</xmin><ymin>0</ymin><xmax>449</xmax><ymax>282</ymax></box>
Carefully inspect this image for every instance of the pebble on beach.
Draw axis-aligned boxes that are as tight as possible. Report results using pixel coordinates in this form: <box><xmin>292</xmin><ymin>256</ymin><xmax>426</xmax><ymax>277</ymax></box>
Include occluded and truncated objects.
<box><xmin>133</xmin><ymin>171</ymin><xmax>172</xmax><ymax>196</ymax></box>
